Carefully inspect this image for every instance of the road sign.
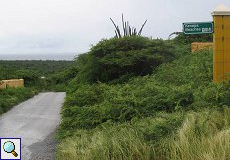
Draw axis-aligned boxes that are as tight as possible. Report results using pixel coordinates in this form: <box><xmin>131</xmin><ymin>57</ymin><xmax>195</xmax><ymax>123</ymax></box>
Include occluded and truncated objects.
<box><xmin>183</xmin><ymin>22</ymin><xmax>213</xmax><ymax>34</ymax></box>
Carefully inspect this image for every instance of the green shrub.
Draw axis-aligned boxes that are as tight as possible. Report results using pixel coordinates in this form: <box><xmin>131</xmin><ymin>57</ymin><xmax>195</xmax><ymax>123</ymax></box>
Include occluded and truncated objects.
<box><xmin>74</xmin><ymin>36</ymin><xmax>176</xmax><ymax>83</ymax></box>
<box><xmin>0</xmin><ymin>88</ymin><xmax>37</xmax><ymax>114</ymax></box>
<box><xmin>154</xmin><ymin>49</ymin><xmax>213</xmax><ymax>87</ymax></box>
<box><xmin>60</xmin><ymin>50</ymin><xmax>224</xmax><ymax>138</ymax></box>
<box><xmin>59</xmin><ymin>79</ymin><xmax>194</xmax><ymax>138</ymax></box>
<box><xmin>173</xmin><ymin>33</ymin><xmax>213</xmax><ymax>45</ymax></box>
<box><xmin>48</xmin><ymin>66</ymin><xmax>78</xmax><ymax>86</ymax></box>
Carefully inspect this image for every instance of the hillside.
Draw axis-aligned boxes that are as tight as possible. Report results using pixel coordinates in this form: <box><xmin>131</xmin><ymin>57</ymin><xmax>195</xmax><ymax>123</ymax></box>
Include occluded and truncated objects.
<box><xmin>55</xmin><ymin>36</ymin><xmax>230</xmax><ymax>160</ymax></box>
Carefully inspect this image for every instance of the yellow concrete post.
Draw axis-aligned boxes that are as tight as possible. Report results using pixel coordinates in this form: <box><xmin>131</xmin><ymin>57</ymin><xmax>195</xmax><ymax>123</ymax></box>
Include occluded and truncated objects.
<box><xmin>0</xmin><ymin>81</ymin><xmax>6</xmax><ymax>89</ymax></box>
<box><xmin>212</xmin><ymin>5</ymin><xmax>230</xmax><ymax>82</ymax></box>
<box><xmin>1</xmin><ymin>79</ymin><xmax>24</xmax><ymax>89</ymax></box>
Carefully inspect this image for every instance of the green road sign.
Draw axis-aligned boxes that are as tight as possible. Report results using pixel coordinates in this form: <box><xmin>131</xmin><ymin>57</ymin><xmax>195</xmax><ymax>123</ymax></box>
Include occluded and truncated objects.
<box><xmin>183</xmin><ymin>22</ymin><xmax>213</xmax><ymax>34</ymax></box>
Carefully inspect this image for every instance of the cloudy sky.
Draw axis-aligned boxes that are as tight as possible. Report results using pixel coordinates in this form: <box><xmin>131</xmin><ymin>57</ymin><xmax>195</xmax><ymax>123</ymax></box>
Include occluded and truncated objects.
<box><xmin>0</xmin><ymin>0</ymin><xmax>229</xmax><ymax>55</ymax></box>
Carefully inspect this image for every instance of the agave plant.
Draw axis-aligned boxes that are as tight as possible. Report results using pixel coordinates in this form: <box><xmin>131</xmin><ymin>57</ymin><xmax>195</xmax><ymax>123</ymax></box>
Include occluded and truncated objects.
<box><xmin>110</xmin><ymin>14</ymin><xmax>147</xmax><ymax>38</ymax></box>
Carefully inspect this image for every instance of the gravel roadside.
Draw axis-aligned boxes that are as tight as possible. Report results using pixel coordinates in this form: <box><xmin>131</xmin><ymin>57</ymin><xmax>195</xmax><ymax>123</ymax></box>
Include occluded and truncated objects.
<box><xmin>29</xmin><ymin>130</ymin><xmax>58</xmax><ymax>160</ymax></box>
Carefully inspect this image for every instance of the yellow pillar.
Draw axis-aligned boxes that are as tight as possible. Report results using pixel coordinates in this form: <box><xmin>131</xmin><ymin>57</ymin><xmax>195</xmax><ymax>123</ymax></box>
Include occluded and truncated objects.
<box><xmin>212</xmin><ymin>5</ymin><xmax>230</xmax><ymax>82</ymax></box>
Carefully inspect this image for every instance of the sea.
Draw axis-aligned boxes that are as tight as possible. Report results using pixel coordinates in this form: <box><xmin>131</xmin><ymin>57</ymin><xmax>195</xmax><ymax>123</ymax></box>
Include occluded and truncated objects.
<box><xmin>0</xmin><ymin>53</ymin><xmax>77</xmax><ymax>61</ymax></box>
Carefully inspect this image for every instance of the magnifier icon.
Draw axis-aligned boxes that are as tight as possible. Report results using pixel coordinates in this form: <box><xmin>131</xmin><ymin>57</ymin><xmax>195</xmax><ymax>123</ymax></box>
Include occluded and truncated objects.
<box><xmin>3</xmin><ymin>141</ymin><xmax>18</xmax><ymax>157</ymax></box>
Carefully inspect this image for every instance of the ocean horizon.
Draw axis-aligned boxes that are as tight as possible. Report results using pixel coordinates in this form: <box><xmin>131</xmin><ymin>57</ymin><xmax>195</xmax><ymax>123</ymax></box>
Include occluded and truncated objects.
<box><xmin>0</xmin><ymin>53</ymin><xmax>77</xmax><ymax>60</ymax></box>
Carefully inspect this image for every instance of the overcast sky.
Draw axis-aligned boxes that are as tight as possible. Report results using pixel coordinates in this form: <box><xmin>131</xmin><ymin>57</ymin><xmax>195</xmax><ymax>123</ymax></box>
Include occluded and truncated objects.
<box><xmin>0</xmin><ymin>0</ymin><xmax>229</xmax><ymax>55</ymax></box>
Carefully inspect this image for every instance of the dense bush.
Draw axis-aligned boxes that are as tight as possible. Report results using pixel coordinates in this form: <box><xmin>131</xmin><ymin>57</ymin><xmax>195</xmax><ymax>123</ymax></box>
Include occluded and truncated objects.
<box><xmin>173</xmin><ymin>33</ymin><xmax>213</xmax><ymax>44</ymax></box>
<box><xmin>16</xmin><ymin>70</ymin><xmax>40</xmax><ymax>86</ymax></box>
<box><xmin>49</xmin><ymin>66</ymin><xmax>78</xmax><ymax>85</ymax></box>
<box><xmin>57</xmin><ymin>36</ymin><xmax>230</xmax><ymax>159</ymax></box>
<box><xmin>0</xmin><ymin>87</ymin><xmax>38</xmax><ymax>114</ymax></box>
<box><xmin>44</xmin><ymin>66</ymin><xmax>79</xmax><ymax>91</ymax></box>
<box><xmin>58</xmin><ymin>50</ymin><xmax>224</xmax><ymax>138</ymax></box>
<box><xmin>60</xmin><ymin>48</ymin><xmax>230</xmax><ymax>134</ymax></box>
<box><xmin>0</xmin><ymin>60</ymin><xmax>74</xmax><ymax>79</ymax></box>
<box><xmin>59</xmin><ymin>81</ymin><xmax>193</xmax><ymax>138</ymax></box>
<box><xmin>0</xmin><ymin>60</ymin><xmax>74</xmax><ymax>90</ymax></box>
<box><xmin>154</xmin><ymin>49</ymin><xmax>213</xmax><ymax>86</ymax></box>
<box><xmin>74</xmin><ymin>36</ymin><xmax>176</xmax><ymax>83</ymax></box>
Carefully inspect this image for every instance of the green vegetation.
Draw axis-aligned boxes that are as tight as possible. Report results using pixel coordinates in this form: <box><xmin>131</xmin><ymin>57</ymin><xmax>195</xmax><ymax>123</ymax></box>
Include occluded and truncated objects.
<box><xmin>47</xmin><ymin>65</ymin><xmax>78</xmax><ymax>91</ymax></box>
<box><xmin>0</xmin><ymin>60</ymin><xmax>74</xmax><ymax>79</ymax></box>
<box><xmin>0</xmin><ymin>60</ymin><xmax>75</xmax><ymax>114</ymax></box>
<box><xmin>1</xmin><ymin>31</ymin><xmax>228</xmax><ymax>159</ymax></box>
<box><xmin>55</xmin><ymin>34</ymin><xmax>230</xmax><ymax>160</ymax></box>
<box><xmin>0</xmin><ymin>60</ymin><xmax>75</xmax><ymax>90</ymax></box>
<box><xmin>173</xmin><ymin>33</ymin><xmax>213</xmax><ymax>44</ymax></box>
<box><xmin>73</xmin><ymin>36</ymin><xmax>175</xmax><ymax>83</ymax></box>
<box><xmin>110</xmin><ymin>14</ymin><xmax>147</xmax><ymax>38</ymax></box>
<box><xmin>165</xmin><ymin>108</ymin><xmax>230</xmax><ymax>160</ymax></box>
<box><xmin>57</xmin><ymin>108</ymin><xmax>230</xmax><ymax>160</ymax></box>
<box><xmin>0</xmin><ymin>87</ymin><xmax>38</xmax><ymax>114</ymax></box>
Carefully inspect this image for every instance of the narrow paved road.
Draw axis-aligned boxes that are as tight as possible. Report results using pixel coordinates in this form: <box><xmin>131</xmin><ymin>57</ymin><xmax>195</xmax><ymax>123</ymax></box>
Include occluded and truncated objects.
<box><xmin>0</xmin><ymin>92</ymin><xmax>66</xmax><ymax>160</ymax></box>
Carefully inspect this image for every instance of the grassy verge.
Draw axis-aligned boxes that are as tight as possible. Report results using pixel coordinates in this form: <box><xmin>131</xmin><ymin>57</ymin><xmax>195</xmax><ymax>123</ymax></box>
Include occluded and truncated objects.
<box><xmin>57</xmin><ymin>112</ymin><xmax>184</xmax><ymax>160</ymax></box>
<box><xmin>164</xmin><ymin>107</ymin><xmax>230</xmax><ymax>160</ymax></box>
<box><xmin>0</xmin><ymin>87</ymin><xmax>38</xmax><ymax>114</ymax></box>
<box><xmin>56</xmin><ymin>108</ymin><xmax>230</xmax><ymax>160</ymax></box>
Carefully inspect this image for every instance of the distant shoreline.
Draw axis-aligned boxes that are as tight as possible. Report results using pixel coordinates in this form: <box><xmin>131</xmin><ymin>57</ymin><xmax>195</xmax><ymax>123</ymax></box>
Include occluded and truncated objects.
<box><xmin>0</xmin><ymin>54</ymin><xmax>77</xmax><ymax>61</ymax></box>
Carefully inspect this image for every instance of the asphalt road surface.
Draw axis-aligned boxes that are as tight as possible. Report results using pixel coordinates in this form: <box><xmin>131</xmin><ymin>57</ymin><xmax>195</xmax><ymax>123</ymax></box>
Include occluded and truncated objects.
<box><xmin>0</xmin><ymin>92</ymin><xmax>66</xmax><ymax>160</ymax></box>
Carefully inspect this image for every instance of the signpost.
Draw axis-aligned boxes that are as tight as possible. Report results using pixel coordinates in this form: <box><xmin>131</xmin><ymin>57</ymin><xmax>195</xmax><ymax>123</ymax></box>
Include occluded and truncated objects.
<box><xmin>183</xmin><ymin>22</ymin><xmax>213</xmax><ymax>34</ymax></box>
<box><xmin>182</xmin><ymin>4</ymin><xmax>230</xmax><ymax>83</ymax></box>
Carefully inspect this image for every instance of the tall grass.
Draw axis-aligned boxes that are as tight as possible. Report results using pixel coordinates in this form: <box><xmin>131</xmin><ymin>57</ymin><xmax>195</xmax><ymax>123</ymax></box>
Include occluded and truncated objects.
<box><xmin>165</xmin><ymin>108</ymin><xmax>230</xmax><ymax>160</ymax></box>
<box><xmin>57</xmin><ymin>127</ymin><xmax>152</xmax><ymax>160</ymax></box>
<box><xmin>56</xmin><ymin>112</ymin><xmax>183</xmax><ymax>160</ymax></box>
<box><xmin>57</xmin><ymin>108</ymin><xmax>230</xmax><ymax>160</ymax></box>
